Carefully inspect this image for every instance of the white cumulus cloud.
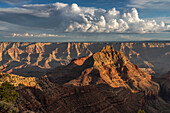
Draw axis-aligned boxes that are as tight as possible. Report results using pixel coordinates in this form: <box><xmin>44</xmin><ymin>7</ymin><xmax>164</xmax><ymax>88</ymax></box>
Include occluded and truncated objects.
<box><xmin>50</xmin><ymin>3</ymin><xmax>170</xmax><ymax>33</ymax></box>
<box><xmin>0</xmin><ymin>2</ymin><xmax>170</xmax><ymax>33</ymax></box>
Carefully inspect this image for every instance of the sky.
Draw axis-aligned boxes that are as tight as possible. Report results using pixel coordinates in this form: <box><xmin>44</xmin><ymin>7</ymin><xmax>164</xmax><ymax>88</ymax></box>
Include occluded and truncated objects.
<box><xmin>0</xmin><ymin>0</ymin><xmax>170</xmax><ymax>42</ymax></box>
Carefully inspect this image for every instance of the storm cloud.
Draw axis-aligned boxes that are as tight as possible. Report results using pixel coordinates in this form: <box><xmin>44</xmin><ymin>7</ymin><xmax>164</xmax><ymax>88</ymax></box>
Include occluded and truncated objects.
<box><xmin>0</xmin><ymin>2</ymin><xmax>170</xmax><ymax>33</ymax></box>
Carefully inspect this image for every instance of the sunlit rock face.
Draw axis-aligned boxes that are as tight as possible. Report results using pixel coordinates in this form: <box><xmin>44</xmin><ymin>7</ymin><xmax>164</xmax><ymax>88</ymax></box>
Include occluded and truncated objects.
<box><xmin>14</xmin><ymin>46</ymin><xmax>166</xmax><ymax>113</ymax></box>
<box><xmin>1</xmin><ymin>45</ymin><xmax>169</xmax><ymax>113</ymax></box>
<box><xmin>0</xmin><ymin>42</ymin><xmax>169</xmax><ymax>77</ymax></box>
<box><xmin>0</xmin><ymin>72</ymin><xmax>37</xmax><ymax>87</ymax></box>
<box><xmin>47</xmin><ymin>45</ymin><xmax>159</xmax><ymax>96</ymax></box>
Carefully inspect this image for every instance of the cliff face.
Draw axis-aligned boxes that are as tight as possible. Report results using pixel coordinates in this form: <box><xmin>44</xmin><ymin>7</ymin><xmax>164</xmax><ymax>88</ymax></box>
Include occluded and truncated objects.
<box><xmin>47</xmin><ymin>45</ymin><xmax>159</xmax><ymax>96</ymax></box>
<box><xmin>15</xmin><ymin>46</ymin><xmax>169</xmax><ymax>113</ymax></box>
<box><xmin>0</xmin><ymin>42</ymin><xmax>169</xmax><ymax>77</ymax></box>
<box><xmin>154</xmin><ymin>71</ymin><xmax>170</xmax><ymax>101</ymax></box>
<box><xmin>0</xmin><ymin>42</ymin><xmax>93</xmax><ymax>77</ymax></box>
<box><xmin>15</xmin><ymin>76</ymin><xmax>170</xmax><ymax>113</ymax></box>
<box><xmin>1</xmin><ymin>45</ymin><xmax>169</xmax><ymax>113</ymax></box>
<box><xmin>16</xmin><ymin>76</ymin><xmax>144</xmax><ymax>113</ymax></box>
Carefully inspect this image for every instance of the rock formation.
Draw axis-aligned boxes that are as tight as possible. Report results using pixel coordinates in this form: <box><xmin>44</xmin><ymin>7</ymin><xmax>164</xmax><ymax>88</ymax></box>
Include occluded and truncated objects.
<box><xmin>15</xmin><ymin>76</ymin><xmax>170</xmax><ymax>113</ymax></box>
<box><xmin>0</xmin><ymin>42</ymin><xmax>169</xmax><ymax>77</ymax></box>
<box><xmin>0</xmin><ymin>72</ymin><xmax>37</xmax><ymax>87</ymax></box>
<box><xmin>16</xmin><ymin>76</ymin><xmax>144</xmax><ymax>113</ymax></box>
<box><xmin>0</xmin><ymin>45</ymin><xmax>169</xmax><ymax>113</ymax></box>
<box><xmin>47</xmin><ymin>45</ymin><xmax>159</xmax><ymax>96</ymax></box>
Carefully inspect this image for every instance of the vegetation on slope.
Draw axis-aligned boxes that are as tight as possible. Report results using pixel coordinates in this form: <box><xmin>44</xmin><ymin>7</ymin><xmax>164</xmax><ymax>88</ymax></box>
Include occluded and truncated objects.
<box><xmin>0</xmin><ymin>81</ymin><xmax>19</xmax><ymax>113</ymax></box>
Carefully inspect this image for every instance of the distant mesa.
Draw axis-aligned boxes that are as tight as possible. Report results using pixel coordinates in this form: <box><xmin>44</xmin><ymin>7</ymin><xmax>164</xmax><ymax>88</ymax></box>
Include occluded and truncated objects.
<box><xmin>0</xmin><ymin>42</ymin><xmax>169</xmax><ymax>77</ymax></box>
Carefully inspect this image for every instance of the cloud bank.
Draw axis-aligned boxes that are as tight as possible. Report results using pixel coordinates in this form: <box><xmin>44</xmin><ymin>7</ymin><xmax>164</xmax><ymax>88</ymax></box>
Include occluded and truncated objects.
<box><xmin>0</xmin><ymin>2</ymin><xmax>170</xmax><ymax>33</ymax></box>
<box><xmin>12</xmin><ymin>33</ymin><xmax>65</xmax><ymax>38</ymax></box>
<box><xmin>128</xmin><ymin>0</ymin><xmax>170</xmax><ymax>9</ymax></box>
<box><xmin>0</xmin><ymin>0</ymin><xmax>30</xmax><ymax>5</ymax></box>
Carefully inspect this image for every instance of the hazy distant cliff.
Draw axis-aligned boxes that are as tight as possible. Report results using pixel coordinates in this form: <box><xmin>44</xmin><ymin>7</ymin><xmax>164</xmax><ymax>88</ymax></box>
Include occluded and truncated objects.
<box><xmin>0</xmin><ymin>42</ymin><xmax>169</xmax><ymax>76</ymax></box>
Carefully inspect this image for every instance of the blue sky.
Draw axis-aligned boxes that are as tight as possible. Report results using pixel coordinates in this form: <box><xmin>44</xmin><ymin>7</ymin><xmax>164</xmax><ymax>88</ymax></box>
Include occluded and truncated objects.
<box><xmin>0</xmin><ymin>0</ymin><xmax>170</xmax><ymax>18</ymax></box>
<box><xmin>0</xmin><ymin>0</ymin><xmax>170</xmax><ymax>41</ymax></box>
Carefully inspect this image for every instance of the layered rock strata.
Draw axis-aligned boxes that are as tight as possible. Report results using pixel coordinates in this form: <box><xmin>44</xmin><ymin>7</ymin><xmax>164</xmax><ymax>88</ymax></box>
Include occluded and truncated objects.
<box><xmin>16</xmin><ymin>76</ymin><xmax>144</xmax><ymax>113</ymax></box>
<box><xmin>0</xmin><ymin>42</ymin><xmax>169</xmax><ymax>77</ymax></box>
<box><xmin>47</xmin><ymin>46</ymin><xmax>159</xmax><ymax>96</ymax></box>
<box><xmin>0</xmin><ymin>46</ymin><xmax>169</xmax><ymax>113</ymax></box>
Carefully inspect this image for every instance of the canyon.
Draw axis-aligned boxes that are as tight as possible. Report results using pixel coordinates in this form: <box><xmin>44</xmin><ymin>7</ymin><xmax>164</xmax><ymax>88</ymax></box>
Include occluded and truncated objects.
<box><xmin>0</xmin><ymin>41</ymin><xmax>169</xmax><ymax>77</ymax></box>
<box><xmin>0</xmin><ymin>45</ymin><xmax>169</xmax><ymax>113</ymax></box>
<box><xmin>0</xmin><ymin>45</ymin><xmax>170</xmax><ymax>113</ymax></box>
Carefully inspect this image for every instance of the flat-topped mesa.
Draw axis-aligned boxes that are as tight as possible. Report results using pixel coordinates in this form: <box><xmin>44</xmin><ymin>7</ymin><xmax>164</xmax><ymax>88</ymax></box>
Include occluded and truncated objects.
<box><xmin>47</xmin><ymin>45</ymin><xmax>160</xmax><ymax>96</ymax></box>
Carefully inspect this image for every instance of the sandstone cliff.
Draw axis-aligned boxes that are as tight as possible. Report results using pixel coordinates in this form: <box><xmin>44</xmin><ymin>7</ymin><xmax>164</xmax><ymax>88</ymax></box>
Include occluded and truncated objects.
<box><xmin>15</xmin><ymin>76</ymin><xmax>170</xmax><ymax>113</ymax></box>
<box><xmin>15</xmin><ymin>46</ymin><xmax>169</xmax><ymax>113</ymax></box>
<box><xmin>0</xmin><ymin>42</ymin><xmax>169</xmax><ymax>77</ymax></box>
<box><xmin>0</xmin><ymin>45</ymin><xmax>169</xmax><ymax>113</ymax></box>
<box><xmin>0</xmin><ymin>72</ymin><xmax>37</xmax><ymax>87</ymax></box>
<box><xmin>47</xmin><ymin>46</ymin><xmax>159</xmax><ymax>96</ymax></box>
<box><xmin>16</xmin><ymin>76</ymin><xmax>144</xmax><ymax>113</ymax></box>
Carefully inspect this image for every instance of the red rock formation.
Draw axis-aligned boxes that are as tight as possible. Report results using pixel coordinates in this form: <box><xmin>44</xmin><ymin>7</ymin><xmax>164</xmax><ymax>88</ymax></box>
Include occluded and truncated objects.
<box><xmin>0</xmin><ymin>45</ymin><xmax>168</xmax><ymax>113</ymax></box>
<box><xmin>0</xmin><ymin>42</ymin><xmax>170</xmax><ymax>76</ymax></box>
<box><xmin>15</xmin><ymin>75</ymin><xmax>169</xmax><ymax>113</ymax></box>
<box><xmin>47</xmin><ymin>45</ymin><xmax>159</xmax><ymax>96</ymax></box>
<box><xmin>16</xmin><ymin>76</ymin><xmax>144</xmax><ymax>113</ymax></box>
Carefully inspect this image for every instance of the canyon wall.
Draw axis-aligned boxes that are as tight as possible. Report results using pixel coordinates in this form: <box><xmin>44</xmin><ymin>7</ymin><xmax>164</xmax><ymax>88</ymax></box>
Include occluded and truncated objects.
<box><xmin>0</xmin><ymin>41</ymin><xmax>169</xmax><ymax>77</ymax></box>
<box><xmin>0</xmin><ymin>45</ymin><xmax>169</xmax><ymax>113</ymax></box>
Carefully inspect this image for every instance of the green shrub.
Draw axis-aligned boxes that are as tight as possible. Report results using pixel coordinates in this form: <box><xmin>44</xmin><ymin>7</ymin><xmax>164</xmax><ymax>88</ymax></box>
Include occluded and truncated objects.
<box><xmin>0</xmin><ymin>82</ymin><xmax>19</xmax><ymax>103</ymax></box>
<box><xmin>138</xmin><ymin>109</ymin><xmax>145</xmax><ymax>113</ymax></box>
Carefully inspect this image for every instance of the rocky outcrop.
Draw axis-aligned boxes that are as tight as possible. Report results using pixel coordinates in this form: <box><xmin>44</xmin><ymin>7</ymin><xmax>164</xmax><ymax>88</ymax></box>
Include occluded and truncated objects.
<box><xmin>16</xmin><ymin>76</ymin><xmax>144</xmax><ymax>113</ymax></box>
<box><xmin>14</xmin><ymin>75</ymin><xmax>170</xmax><ymax>113</ymax></box>
<box><xmin>47</xmin><ymin>46</ymin><xmax>159</xmax><ymax>96</ymax></box>
<box><xmin>0</xmin><ymin>45</ymin><xmax>168</xmax><ymax>113</ymax></box>
<box><xmin>0</xmin><ymin>72</ymin><xmax>37</xmax><ymax>87</ymax></box>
